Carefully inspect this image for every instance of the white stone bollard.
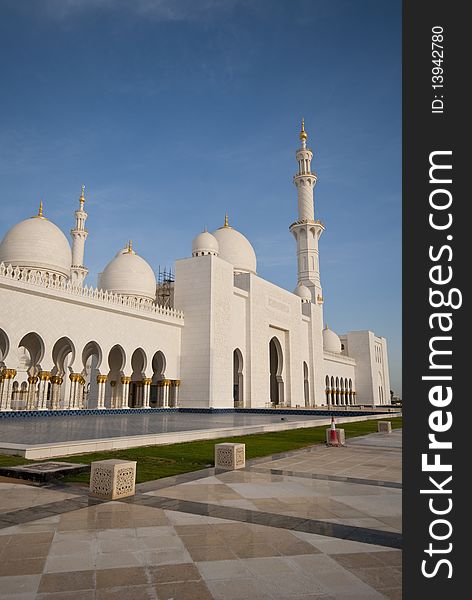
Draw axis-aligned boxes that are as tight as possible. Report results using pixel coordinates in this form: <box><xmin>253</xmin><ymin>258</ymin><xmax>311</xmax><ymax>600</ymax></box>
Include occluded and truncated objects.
<box><xmin>326</xmin><ymin>428</ymin><xmax>345</xmax><ymax>446</ymax></box>
<box><xmin>215</xmin><ymin>443</ymin><xmax>246</xmax><ymax>470</ymax></box>
<box><xmin>89</xmin><ymin>459</ymin><xmax>137</xmax><ymax>500</ymax></box>
<box><xmin>378</xmin><ymin>421</ymin><xmax>392</xmax><ymax>433</ymax></box>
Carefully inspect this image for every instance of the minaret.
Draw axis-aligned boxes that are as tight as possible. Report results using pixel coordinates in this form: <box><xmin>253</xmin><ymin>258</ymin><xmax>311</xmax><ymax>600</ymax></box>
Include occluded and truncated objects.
<box><xmin>289</xmin><ymin>119</ymin><xmax>324</xmax><ymax>303</ymax></box>
<box><xmin>70</xmin><ymin>185</ymin><xmax>89</xmax><ymax>286</ymax></box>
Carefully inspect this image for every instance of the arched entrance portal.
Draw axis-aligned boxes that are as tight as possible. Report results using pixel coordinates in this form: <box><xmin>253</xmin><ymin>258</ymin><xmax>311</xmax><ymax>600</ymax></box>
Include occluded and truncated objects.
<box><xmin>233</xmin><ymin>349</ymin><xmax>243</xmax><ymax>407</ymax></box>
<box><xmin>269</xmin><ymin>337</ymin><xmax>284</xmax><ymax>406</ymax></box>
<box><xmin>151</xmin><ymin>351</ymin><xmax>166</xmax><ymax>407</ymax></box>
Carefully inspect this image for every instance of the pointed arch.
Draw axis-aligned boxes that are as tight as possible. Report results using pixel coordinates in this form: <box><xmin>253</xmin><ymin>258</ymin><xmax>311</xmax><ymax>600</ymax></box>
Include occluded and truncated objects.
<box><xmin>269</xmin><ymin>337</ymin><xmax>284</xmax><ymax>405</ymax></box>
<box><xmin>233</xmin><ymin>348</ymin><xmax>244</xmax><ymax>407</ymax></box>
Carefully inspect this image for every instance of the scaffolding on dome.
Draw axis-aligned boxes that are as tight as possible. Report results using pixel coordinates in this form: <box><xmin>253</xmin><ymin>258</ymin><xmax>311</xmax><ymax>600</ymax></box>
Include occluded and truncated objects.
<box><xmin>156</xmin><ymin>266</ymin><xmax>175</xmax><ymax>307</ymax></box>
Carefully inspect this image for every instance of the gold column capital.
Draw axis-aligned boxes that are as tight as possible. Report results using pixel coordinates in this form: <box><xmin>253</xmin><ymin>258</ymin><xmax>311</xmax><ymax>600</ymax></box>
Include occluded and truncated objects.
<box><xmin>38</xmin><ymin>371</ymin><xmax>51</xmax><ymax>381</ymax></box>
<box><xmin>143</xmin><ymin>378</ymin><xmax>152</xmax><ymax>385</ymax></box>
<box><xmin>121</xmin><ymin>376</ymin><xmax>132</xmax><ymax>385</ymax></box>
<box><xmin>96</xmin><ymin>375</ymin><xmax>108</xmax><ymax>384</ymax></box>
<box><xmin>3</xmin><ymin>369</ymin><xmax>17</xmax><ymax>379</ymax></box>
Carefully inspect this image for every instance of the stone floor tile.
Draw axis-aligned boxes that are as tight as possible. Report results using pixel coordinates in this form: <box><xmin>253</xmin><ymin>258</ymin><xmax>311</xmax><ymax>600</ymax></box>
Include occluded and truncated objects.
<box><xmin>347</xmin><ymin>566</ymin><xmax>401</xmax><ymax>590</ymax></box>
<box><xmin>36</xmin><ymin>591</ymin><xmax>96</xmax><ymax>600</ymax></box>
<box><xmin>138</xmin><ymin>547</ymin><xmax>193</xmax><ymax>566</ymax></box>
<box><xmin>95</xmin><ymin>566</ymin><xmax>148</xmax><ymax>588</ymax></box>
<box><xmin>38</xmin><ymin>570</ymin><xmax>95</xmax><ymax>593</ymax></box>
<box><xmin>331</xmin><ymin>552</ymin><xmax>382</xmax><ymax>569</ymax></box>
<box><xmin>0</xmin><ymin>557</ymin><xmax>46</xmax><ymax>577</ymax></box>
<box><xmin>95</xmin><ymin>550</ymin><xmax>141</xmax><ymax>570</ymax></box>
<box><xmin>197</xmin><ymin>559</ymin><xmax>255</xmax><ymax>581</ymax></box>
<box><xmin>8</xmin><ymin>532</ymin><xmax>54</xmax><ymax>546</ymax></box>
<box><xmin>0</xmin><ymin>574</ymin><xmax>41</xmax><ymax>594</ymax></box>
<box><xmin>2</xmin><ymin>541</ymin><xmax>51</xmax><ymax>560</ymax></box>
<box><xmin>229</xmin><ymin>542</ymin><xmax>281</xmax><ymax>559</ymax></box>
<box><xmin>369</xmin><ymin>550</ymin><xmax>402</xmax><ymax>567</ymax></box>
<box><xmin>380</xmin><ymin>587</ymin><xmax>402</xmax><ymax>599</ymax></box>
<box><xmin>206</xmin><ymin>577</ymin><xmax>274</xmax><ymax>600</ymax></box>
<box><xmin>96</xmin><ymin>586</ymin><xmax>157</xmax><ymax>600</ymax></box>
<box><xmin>186</xmin><ymin>544</ymin><xmax>238</xmax><ymax>562</ymax></box>
<box><xmin>242</xmin><ymin>556</ymin><xmax>301</xmax><ymax>580</ymax></box>
<box><xmin>155</xmin><ymin>580</ymin><xmax>214</xmax><ymax>600</ymax></box>
<box><xmin>44</xmin><ymin>553</ymin><xmax>96</xmax><ymax>573</ymax></box>
<box><xmin>48</xmin><ymin>540</ymin><xmax>94</xmax><ymax>556</ymax></box>
<box><xmin>148</xmin><ymin>562</ymin><xmax>201</xmax><ymax>583</ymax></box>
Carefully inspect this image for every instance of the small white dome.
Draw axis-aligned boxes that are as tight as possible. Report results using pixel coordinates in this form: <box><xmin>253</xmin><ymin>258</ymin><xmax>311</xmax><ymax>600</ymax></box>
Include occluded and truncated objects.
<box><xmin>294</xmin><ymin>283</ymin><xmax>312</xmax><ymax>302</ymax></box>
<box><xmin>100</xmin><ymin>244</ymin><xmax>156</xmax><ymax>300</ymax></box>
<box><xmin>0</xmin><ymin>211</ymin><xmax>72</xmax><ymax>277</ymax></box>
<box><xmin>211</xmin><ymin>219</ymin><xmax>256</xmax><ymax>274</ymax></box>
<box><xmin>323</xmin><ymin>326</ymin><xmax>342</xmax><ymax>353</ymax></box>
<box><xmin>192</xmin><ymin>231</ymin><xmax>219</xmax><ymax>256</ymax></box>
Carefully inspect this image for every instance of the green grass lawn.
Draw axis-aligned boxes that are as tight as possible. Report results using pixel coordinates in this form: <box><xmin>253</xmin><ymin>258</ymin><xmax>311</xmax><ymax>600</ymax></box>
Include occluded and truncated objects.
<box><xmin>0</xmin><ymin>416</ymin><xmax>402</xmax><ymax>485</ymax></box>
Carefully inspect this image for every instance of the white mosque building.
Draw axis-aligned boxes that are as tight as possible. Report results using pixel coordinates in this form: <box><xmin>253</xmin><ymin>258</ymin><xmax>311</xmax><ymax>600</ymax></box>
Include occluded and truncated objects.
<box><xmin>0</xmin><ymin>122</ymin><xmax>390</xmax><ymax>412</ymax></box>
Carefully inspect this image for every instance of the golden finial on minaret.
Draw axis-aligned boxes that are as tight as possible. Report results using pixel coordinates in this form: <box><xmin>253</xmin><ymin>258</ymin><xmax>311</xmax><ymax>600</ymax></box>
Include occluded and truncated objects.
<box><xmin>80</xmin><ymin>185</ymin><xmax>85</xmax><ymax>204</ymax></box>
<box><xmin>299</xmin><ymin>118</ymin><xmax>308</xmax><ymax>142</ymax></box>
<box><xmin>224</xmin><ymin>213</ymin><xmax>229</xmax><ymax>228</ymax></box>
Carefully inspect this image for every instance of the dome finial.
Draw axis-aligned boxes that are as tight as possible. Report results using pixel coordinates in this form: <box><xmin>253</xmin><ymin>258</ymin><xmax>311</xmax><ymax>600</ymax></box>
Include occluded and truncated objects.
<box><xmin>299</xmin><ymin>117</ymin><xmax>308</xmax><ymax>142</ymax></box>
<box><xmin>224</xmin><ymin>213</ymin><xmax>229</xmax><ymax>228</ymax></box>
<box><xmin>127</xmin><ymin>240</ymin><xmax>133</xmax><ymax>254</ymax></box>
<box><xmin>33</xmin><ymin>200</ymin><xmax>46</xmax><ymax>219</ymax></box>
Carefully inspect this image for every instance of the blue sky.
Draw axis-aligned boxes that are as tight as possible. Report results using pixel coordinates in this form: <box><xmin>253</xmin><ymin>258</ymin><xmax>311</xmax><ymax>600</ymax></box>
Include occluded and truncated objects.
<box><xmin>0</xmin><ymin>0</ymin><xmax>402</xmax><ymax>394</ymax></box>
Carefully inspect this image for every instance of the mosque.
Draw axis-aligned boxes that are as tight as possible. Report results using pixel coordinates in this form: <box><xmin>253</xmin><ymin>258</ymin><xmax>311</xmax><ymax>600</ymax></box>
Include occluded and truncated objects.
<box><xmin>0</xmin><ymin>122</ymin><xmax>390</xmax><ymax>412</ymax></box>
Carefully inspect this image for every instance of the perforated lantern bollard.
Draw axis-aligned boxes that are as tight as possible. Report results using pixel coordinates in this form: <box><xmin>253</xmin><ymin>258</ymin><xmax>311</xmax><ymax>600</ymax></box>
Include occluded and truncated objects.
<box><xmin>215</xmin><ymin>443</ymin><xmax>246</xmax><ymax>470</ymax></box>
<box><xmin>378</xmin><ymin>421</ymin><xmax>392</xmax><ymax>433</ymax></box>
<box><xmin>89</xmin><ymin>459</ymin><xmax>137</xmax><ymax>500</ymax></box>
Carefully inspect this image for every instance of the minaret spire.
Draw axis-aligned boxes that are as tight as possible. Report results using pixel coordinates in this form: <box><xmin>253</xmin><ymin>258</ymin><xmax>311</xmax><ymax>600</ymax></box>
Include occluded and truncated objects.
<box><xmin>289</xmin><ymin>120</ymin><xmax>324</xmax><ymax>302</ymax></box>
<box><xmin>70</xmin><ymin>185</ymin><xmax>89</xmax><ymax>286</ymax></box>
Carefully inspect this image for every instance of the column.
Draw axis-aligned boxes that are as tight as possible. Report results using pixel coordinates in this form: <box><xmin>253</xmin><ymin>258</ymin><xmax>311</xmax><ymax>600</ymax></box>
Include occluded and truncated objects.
<box><xmin>142</xmin><ymin>378</ymin><xmax>152</xmax><ymax>408</ymax></box>
<box><xmin>68</xmin><ymin>373</ymin><xmax>84</xmax><ymax>409</ymax></box>
<box><xmin>77</xmin><ymin>376</ymin><xmax>86</xmax><ymax>409</ymax></box>
<box><xmin>36</xmin><ymin>371</ymin><xmax>51</xmax><ymax>410</ymax></box>
<box><xmin>0</xmin><ymin>369</ymin><xmax>17</xmax><ymax>411</ymax></box>
<box><xmin>26</xmin><ymin>376</ymin><xmax>38</xmax><ymax>410</ymax></box>
<box><xmin>169</xmin><ymin>380</ymin><xmax>181</xmax><ymax>407</ymax></box>
<box><xmin>162</xmin><ymin>379</ymin><xmax>170</xmax><ymax>407</ymax></box>
<box><xmin>50</xmin><ymin>376</ymin><xmax>63</xmax><ymax>409</ymax></box>
<box><xmin>97</xmin><ymin>375</ymin><xmax>107</xmax><ymax>409</ymax></box>
<box><xmin>121</xmin><ymin>376</ymin><xmax>131</xmax><ymax>408</ymax></box>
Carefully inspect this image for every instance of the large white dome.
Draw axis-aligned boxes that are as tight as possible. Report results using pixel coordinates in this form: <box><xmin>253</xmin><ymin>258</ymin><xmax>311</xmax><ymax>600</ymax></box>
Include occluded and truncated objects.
<box><xmin>99</xmin><ymin>244</ymin><xmax>156</xmax><ymax>300</ymax></box>
<box><xmin>211</xmin><ymin>218</ymin><xmax>256</xmax><ymax>274</ymax></box>
<box><xmin>294</xmin><ymin>283</ymin><xmax>312</xmax><ymax>303</ymax></box>
<box><xmin>323</xmin><ymin>326</ymin><xmax>342</xmax><ymax>353</ymax></box>
<box><xmin>192</xmin><ymin>231</ymin><xmax>219</xmax><ymax>256</ymax></box>
<box><xmin>0</xmin><ymin>209</ymin><xmax>72</xmax><ymax>277</ymax></box>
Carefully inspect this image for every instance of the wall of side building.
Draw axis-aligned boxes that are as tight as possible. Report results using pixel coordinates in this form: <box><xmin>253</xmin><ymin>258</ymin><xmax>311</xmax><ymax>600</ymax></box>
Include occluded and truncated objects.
<box><xmin>0</xmin><ymin>280</ymin><xmax>182</xmax><ymax>409</ymax></box>
<box><xmin>174</xmin><ymin>254</ymin><xmax>326</xmax><ymax>409</ymax></box>
<box><xmin>340</xmin><ymin>331</ymin><xmax>390</xmax><ymax>405</ymax></box>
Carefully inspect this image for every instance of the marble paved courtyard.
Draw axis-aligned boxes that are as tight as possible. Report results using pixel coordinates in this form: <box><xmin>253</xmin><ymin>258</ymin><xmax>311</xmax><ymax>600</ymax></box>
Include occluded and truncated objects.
<box><xmin>0</xmin><ymin>430</ymin><xmax>402</xmax><ymax>599</ymax></box>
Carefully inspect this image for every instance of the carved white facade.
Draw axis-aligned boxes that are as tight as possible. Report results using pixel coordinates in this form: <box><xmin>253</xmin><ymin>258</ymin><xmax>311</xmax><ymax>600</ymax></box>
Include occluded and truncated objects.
<box><xmin>0</xmin><ymin>123</ymin><xmax>390</xmax><ymax>412</ymax></box>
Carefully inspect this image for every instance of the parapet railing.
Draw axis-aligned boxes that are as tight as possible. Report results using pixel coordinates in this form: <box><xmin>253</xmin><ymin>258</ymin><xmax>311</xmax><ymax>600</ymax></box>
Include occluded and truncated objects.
<box><xmin>0</xmin><ymin>262</ymin><xmax>184</xmax><ymax>321</ymax></box>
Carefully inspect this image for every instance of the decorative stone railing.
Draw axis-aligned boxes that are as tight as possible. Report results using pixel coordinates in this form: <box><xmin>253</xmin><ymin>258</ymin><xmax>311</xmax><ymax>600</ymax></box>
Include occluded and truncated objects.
<box><xmin>0</xmin><ymin>262</ymin><xmax>184</xmax><ymax>322</ymax></box>
<box><xmin>323</xmin><ymin>350</ymin><xmax>356</xmax><ymax>364</ymax></box>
